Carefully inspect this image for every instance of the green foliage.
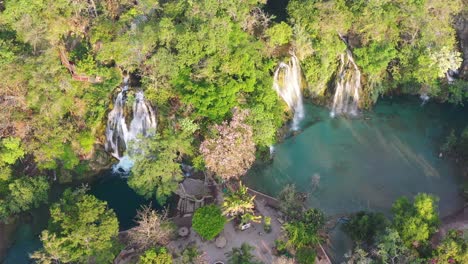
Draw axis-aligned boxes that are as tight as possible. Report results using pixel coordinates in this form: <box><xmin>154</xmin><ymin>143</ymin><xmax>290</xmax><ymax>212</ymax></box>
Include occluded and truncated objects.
<box><xmin>128</xmin><ymin>130</ymin><xmax>193</xmax><ymax>203</ymax></box>
<box><xmin>278</xmin><ymin>184</ymin><xmax>303</xmax><ymax>220</ymax></box>
<box><xmin>354</xmin><ymin>42</ymin><xmax>397</xmax><ymax>78</ymax></box>
<box><xmin>431</xmin><ymin>230</ymin><xmax>468</xmax><ymax>263</ymax></box>
<box><xmin>263</xmin><ymin>216</ymin><xmax>272</xmax><ymax>233</ymax></box>
<box><xmin>343</xmin><ymin>211</ymin><xmax>389</xmax><ymax>245</ymax></box>
<box><xmin>0</xmin><ymin>137</ymin><xmax>25</xmax><ymax>166</ymax></box>
<box><xmin>295</xmin><ymin>247</ymin><xmax>316</xmax><ymax>264</ymax></box>
<box><xmin>0</xmin><ymin>176</ymin><xmax>49</xmax><ymax>220</ymax></box>
<box><xmin>6</xmin><ymin>176</ymin><xmax>49</xmax><ymax>214</ymax></box>
<box><xmin>376</xmin><ymin>228</ymin><xmax>413</xmax><ymax>264</ymax></box>
<box><xmin>392</xmin><ymin>193</ymin><xmax>440</xmax><ymax>246</ymax></box>
<box><xmin>192</xmin><ymin>205</ymin><xmax>226</xmax><ymax>241</ymax></box>
<box><xmin>446</xmin><ymin>80</ymin><xmax>468</xmax><ymax>105</ymax></box>
<box><xmin>226</xmin><ymin>243</ymin><xmax>261</xmax><ymax>264</ymax></box>
<box><xmin>179</xmin><ymin>244</ymin><xmax>204</xmax><ymax>264</ymax></box>
<box><xmin>173</xmin><ymin>70</ymin><xmax>239</xmax><ymax>121</ymax></box>
<box><xmin>283</xmin><ymin>208</ymin><xmax>324</xmax><ymax>250</ymax></box>
<box><xmin>286</xmin><ymin>0</ymin><xmax>464</xmax><ymax>101</ymax></box>
<box><xmin>284</xmin><ymin>221</ymin><xmax>320</xmax><ymax>249</ymax></box>
<box><xmin>266</xmin><ymin>22</ymin><xmax>293</xmax><ymax>46</ymax></box>
<box><xmin>275</xmin><ymin>239</ymin><xmax>288</xmax><ymax>255</ymax></box>
<box><xmin>139</xmin><ymin>247</ymin><xmax>173</xmax><ymax>264</ymax></box>
<box><xmin>31</xmin><ymin>187</ymin><xmax>119</xmax><ymax>263</ymax></box>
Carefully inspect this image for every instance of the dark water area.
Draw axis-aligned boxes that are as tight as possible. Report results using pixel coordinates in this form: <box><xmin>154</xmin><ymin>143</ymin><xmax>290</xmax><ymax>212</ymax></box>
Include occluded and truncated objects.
<box><xmin>89</xmin><ymin>170</ymin><xmax>164</xmax><ymax>231</ymax></box>
<box><xmin>264</xmin><ymin>0</ymin><xmax>289</xmax><ymax>22</ymax></box>
<box><xmin>245</xmin><ymin>96</ymin><xmax>467</xmax><ymax>262</ymax></box>
<box><xmin>2</xmin><ymin>170</ymin><xmax>165</xmax><ymax>264</ymax></box>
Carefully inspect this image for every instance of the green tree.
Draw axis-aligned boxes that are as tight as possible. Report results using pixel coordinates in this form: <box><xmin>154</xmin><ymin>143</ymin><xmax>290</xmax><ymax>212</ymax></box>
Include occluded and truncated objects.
<box><xmin>376</xmin><ymin>228</ymin><xmax>414</xmax><ymax>264</ymax></box>
<box><xmin>278</xmin><ymin>184</ymin><xmax>303</xmax><ymax>220</ymax></box>
<box><xmin>128</xmin><ymin>129</ymin><xmax>193</xmax><ymax>203</ymax></box>
<box><xmin>284</xmin><ymin>221</ymin><xmax>321</xmax><ymax>249</ymax></box>
<box><xmin>139</xmin><ymin>247</ymin><xmax>173</xmax><ymax>264</ymax></box>
<box><xmin>0</xmin><ymin>176</ymin><xmax>49</xmax><ymax>221</ymax></box>
<box><xmin>226</xmin><ymin>243</ymin><xmax>262</xmax><ymax>264</ymax></box>
<box><xmin>266</xmin><ymin>22</ymin><xmax>293</xmax><ymax>47</ymax></box>
<box><xmin>343</xmin><ymin>211</ymin><xmax>389</xmax><ymax>245</ymax></box>
<box><xmin>6</xmin><ymin>176</ymin><xmax>49</xmax><ymax>215</ymax></box>
<box><xmin>295</xmin><ymin>247</ymin><xmax>316</xmax><ymax>264</ymax></box>
<box><xmin>0</xmin><ymin>137</ymin><xmax>24</xmax><ymax>166</ymax></box>
<box><xmin>192</xmin><ymin>205</ymin><xmax>226</xmax><ymax>241</ymax></box>
<box><xmin>392</xmin><ymin>193</ymin><xmax>440</xmax><ymax>247</ymax></box>
<box><xmin>31</xmin><ymin>187</ymin><xmax>119</xmax><ymax>263</ymax></box>
<box><xmin>431</xmin><ymin>230</ymin><xmax>468</xmax><ymax>264</ymax></box>
<box><xmin>283</xmin><ymin>208</ymin><xmax>324</xmax><ymax>252</ymax></box>
<box><xmin>179</xmin><ymin>243</ymin><xmax>206</xmax><ymax>264</ymax></box>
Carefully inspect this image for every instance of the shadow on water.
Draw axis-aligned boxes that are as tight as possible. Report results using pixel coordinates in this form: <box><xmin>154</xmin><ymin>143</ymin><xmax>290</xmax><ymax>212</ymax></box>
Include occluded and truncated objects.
<box><xmin>264</xmin><ymin>0</ymin><xmax>290</xmax><ymax>22</ymax></box>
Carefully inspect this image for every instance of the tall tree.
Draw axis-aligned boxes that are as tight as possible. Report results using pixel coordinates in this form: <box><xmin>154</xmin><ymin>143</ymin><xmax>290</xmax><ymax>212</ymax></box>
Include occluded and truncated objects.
<box><xmin>128</xmin><ymin>128</ymin><xmax>194</xmax><ymax>203</ymax></box>
<box><xmin>31</xmin><ymin>187</ymin><xmax>119</xmax><ymax>263</ymax></box>
<box><xmin>392</xmin><ymin>193</ymin><xmax>440</xmax><ymax>247</ymax></box>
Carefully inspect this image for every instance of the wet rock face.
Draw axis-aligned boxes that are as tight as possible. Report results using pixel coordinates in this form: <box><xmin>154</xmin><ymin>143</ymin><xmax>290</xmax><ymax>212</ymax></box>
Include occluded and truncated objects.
<box><xmin>88</xmin><ymin>144</ymin><xmax>113</xmax><ymax>173</ymax></box>
<box><xmin>455</xmin><ymin>13</ymin><xmax>468</xmax><ymax>79</ymax></box>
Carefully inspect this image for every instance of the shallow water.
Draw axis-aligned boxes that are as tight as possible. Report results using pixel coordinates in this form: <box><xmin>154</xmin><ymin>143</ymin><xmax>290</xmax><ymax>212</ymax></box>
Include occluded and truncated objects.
<box><xmin>245</xmin><ymin>96</ymin><xmax>467</xmax><ymax>261</ymax></box>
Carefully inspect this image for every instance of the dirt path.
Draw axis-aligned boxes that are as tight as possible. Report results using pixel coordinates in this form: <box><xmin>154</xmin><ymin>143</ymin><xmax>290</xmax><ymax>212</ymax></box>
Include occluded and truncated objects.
<box><xmin>431</xmin><ymin>205</ymin><xmax>468</xmax><ymax>246</ymax></box>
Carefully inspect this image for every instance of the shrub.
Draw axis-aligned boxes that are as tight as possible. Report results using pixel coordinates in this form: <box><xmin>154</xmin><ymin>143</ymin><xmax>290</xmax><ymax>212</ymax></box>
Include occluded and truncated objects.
<box><xmin>343</xmin><ymin>211</ymin><xmax>389</xmax><ymax>245</ymax></box>
<box><xmin>295</xmin><ymin>247</ymin><xmax>316</xmax><ymax>264</ymax></box>
<box><xmin>192</xmin><ymin>205</ymin><xmax>226</xmax><ymax>240</ymax></box>
<box><xmin>264</xmin><ymin>216</ymin><xmax>272</xmax><ymax>233</ymax></box>
<box><xmin>139</xmin><ymin>247</ymin><xmax>173</xmax><ymax>264</ymax></box>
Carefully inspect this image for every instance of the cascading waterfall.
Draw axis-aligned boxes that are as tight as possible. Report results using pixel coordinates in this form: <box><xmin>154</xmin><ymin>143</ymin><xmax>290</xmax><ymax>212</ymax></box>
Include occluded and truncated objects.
<box><xmin>330</xmin><ymin>38</ymin><xmax>362</xmax><ymax>117</ymax></box>
<box><xmin>105</xmin><ymin>76</ymin><xmax>157</xmax><ymax>172</ymax></box>
<box><xmin>128</xmin><ymin>91</ymin><xmax>157</xmax><ymax>142</ymax></box>
<box><xmin>273</xmin><ymin>53</ymin><xmax>305</xmax><ymax>131</ymax></box>
<box><xmin>105</xmin><ymin>76</ymin><xmax>130</xmax><ymax>159</ymax></box>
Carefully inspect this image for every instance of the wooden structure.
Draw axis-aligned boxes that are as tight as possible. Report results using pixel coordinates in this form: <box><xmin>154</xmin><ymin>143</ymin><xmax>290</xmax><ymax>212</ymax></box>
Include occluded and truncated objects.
<box><xmin>175</xmin><ymin>178</ymin><xmax>213</xmax><ymax>215</ymax></box>
<box><xmin>58</xmin><ymin>47</ymin><xmax>103</xmax><ymax>83</ymax></box>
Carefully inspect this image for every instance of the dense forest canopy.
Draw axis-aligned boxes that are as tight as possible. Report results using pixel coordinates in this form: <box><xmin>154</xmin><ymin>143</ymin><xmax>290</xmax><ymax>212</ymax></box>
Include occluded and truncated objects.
<box><xmin>0</xmin><ymin>0</ymin><xmax>466</xmax><ymax>228</ymax></box>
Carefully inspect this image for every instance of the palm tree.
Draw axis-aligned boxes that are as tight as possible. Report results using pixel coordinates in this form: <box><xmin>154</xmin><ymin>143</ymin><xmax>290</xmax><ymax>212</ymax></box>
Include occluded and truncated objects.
<box><xmin>225</xmin><ymin>243</ymin><xmax>262</xmax><ymax>264</ymax></box>
<box><xmin>222</xmin><ymin>182</ymin><xmax>255</xmax><ymax>218</ymax></box>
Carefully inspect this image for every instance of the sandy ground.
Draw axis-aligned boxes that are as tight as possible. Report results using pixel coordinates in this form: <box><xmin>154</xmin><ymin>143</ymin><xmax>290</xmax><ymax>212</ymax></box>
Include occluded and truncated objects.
<box><xmin>169</xmin><ymin>199</ymin><xmax>283</xmax><ymax>264</ymax></box>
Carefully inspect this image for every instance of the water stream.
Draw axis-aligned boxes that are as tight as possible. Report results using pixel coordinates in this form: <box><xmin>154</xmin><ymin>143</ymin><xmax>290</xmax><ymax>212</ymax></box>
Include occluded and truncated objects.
<box><xmin>105</xmin><ymin>77</ymin><xmax>157</xmax><ymax>172</ymax></box>
<box><xmin>273</xmin><ymin>54</ymin><xmax>305</xmax><ymax>130</ymax></box>
<box><xmin>330</xmin><ymin>49</ymin><xmax>362</xmax><ymax>117</ymax></box>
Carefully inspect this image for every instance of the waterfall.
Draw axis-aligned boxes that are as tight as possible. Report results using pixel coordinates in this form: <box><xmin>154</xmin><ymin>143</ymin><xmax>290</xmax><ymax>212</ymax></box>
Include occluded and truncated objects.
<box><xmin>105</xmin><ymin>76</ymin><xmax>157</xmax><ymax>172</ymax></box>
<box><xmin>128</xmin><ymin>91</ymin><xmax>157</xmax><ymax>142</ymax></box>
<box><xmin>330</xmin><ymin>49</ymin><xmax>362</xmax><ymax>118</ymax></box>
<box><xmin>273</xmin><ymin>54</ymin><xmax>305</xmax><ymax>131</ymax></box>
<box><xmin>105</xmin><ymin>77</ymin><xmax>130</xmax><ymax>159</ymax></box>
